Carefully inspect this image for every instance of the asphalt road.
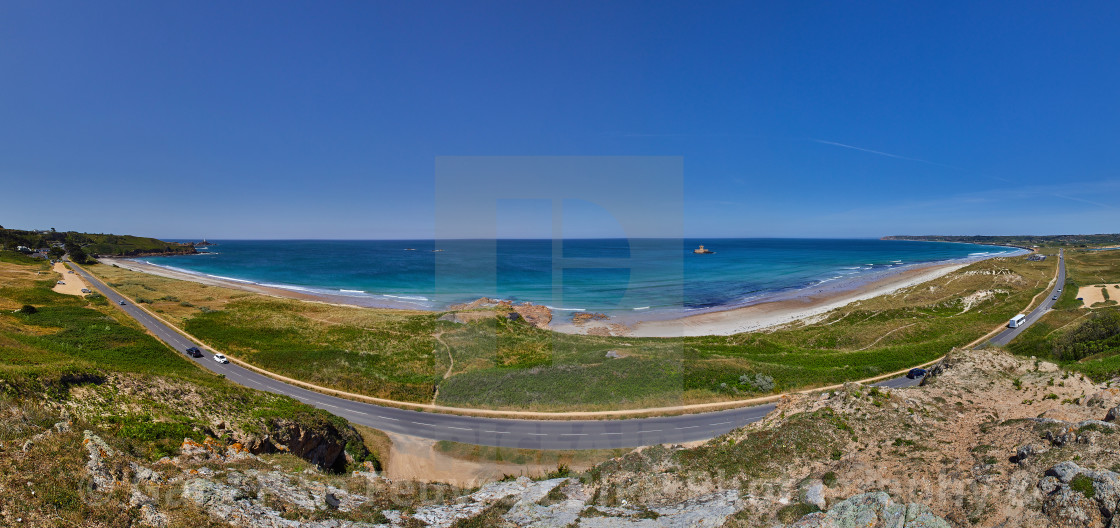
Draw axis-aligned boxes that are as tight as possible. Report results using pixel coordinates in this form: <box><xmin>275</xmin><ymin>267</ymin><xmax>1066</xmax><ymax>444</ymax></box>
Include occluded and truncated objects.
<box><xmin>70</xmin><ymin>261</ymin><xmax>928</xmax><ymax>450</ymax></box>
<box><xmin>987</xmin><ymin>250</ymin><xmax>1065</xmax><ymax>347</ymax></box>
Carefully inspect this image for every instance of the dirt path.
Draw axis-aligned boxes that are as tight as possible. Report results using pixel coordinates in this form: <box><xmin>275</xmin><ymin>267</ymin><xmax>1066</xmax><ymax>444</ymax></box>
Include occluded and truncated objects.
<box><xmin>431</xmin><ymin>332</ymin><xmax>453</xmax><ymax>404</ymax></box>
<box><xmin>856</xmin><ymin>323</ymin><xmax>917</xmax><ymax>351</ymax></box>
<box><xmin>51</xmin><ymin>262</ymin><xmax>90</xmax><ymax>297</ymax></box>
<box><xmin>384</xmin><ymin>432</ymin><xmax>600</xmax><ymax>487</ymax></box>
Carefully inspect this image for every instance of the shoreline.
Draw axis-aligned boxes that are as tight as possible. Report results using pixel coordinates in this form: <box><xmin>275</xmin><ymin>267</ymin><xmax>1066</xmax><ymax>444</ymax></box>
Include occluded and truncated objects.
<box><xmin>102</xmin><ymin>248</ymin><xmax>1022</xmax><ymax>337</ymax></box>
<box><xmin>618</xmin><ymin>260</ymin><xmax>968</xmax><ymax>337</ymax></box>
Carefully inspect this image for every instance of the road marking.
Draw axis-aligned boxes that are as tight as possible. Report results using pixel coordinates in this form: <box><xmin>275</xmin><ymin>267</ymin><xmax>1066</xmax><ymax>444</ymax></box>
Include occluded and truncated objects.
<box><xmin>558</xmin><ymin>433</ymin><xmax>587</xmax><ymax>436</ymax></box>
<box><xmin>641</xmin><ymin>429</ymin><xmax>662</xmax><ymax>433</ymax></box>
<box><xmin>411</xmin><ymin>421</ymin><xmax>436</xmax><ymax>427</ymax></box>
<box><xmin>710</xmin><ymin>422</ymin><xmax>732</xmax><ymax>426</ymax></box>
<box><xmin>377</xmin><ymin>416</ymin><xmax>400</xmax><ymax>421</ymax></box>
<box><xmin>601</xmin><ymin>432</ymin><xmax>624</xmax><ymax>435</ymax></box>
<box><xmin>446</xmin><ymin>426</ymin><xmax>472</xmax><ymax>431</ymax></box>
<box><xmin>675</xmin><ymin>425</ymin><xmax>700</xmax><ymax>430</ymax></box>
<box><xmin>483</xmin><ymin>431</ymin><xmax>510</xmax><ymax>434</ymax></box>
<box><xmin>528</xmin><ymin>433</ymin><xmax>548</xmax><ymax>436</ymax></box>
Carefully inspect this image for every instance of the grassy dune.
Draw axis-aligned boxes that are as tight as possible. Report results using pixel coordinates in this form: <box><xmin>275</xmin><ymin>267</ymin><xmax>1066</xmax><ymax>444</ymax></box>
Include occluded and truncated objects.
<box><xmin>83</xmin><ymin>253</ymin><xmax>1057</xmax><ymax>411</ymax></box>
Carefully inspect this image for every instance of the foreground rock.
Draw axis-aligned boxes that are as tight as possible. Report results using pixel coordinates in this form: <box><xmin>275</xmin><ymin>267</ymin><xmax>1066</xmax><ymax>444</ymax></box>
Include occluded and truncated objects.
<box><xmin>786</xmin><ymin>492</ymin><xmax>950</xmax><ymax>527</ymax></box>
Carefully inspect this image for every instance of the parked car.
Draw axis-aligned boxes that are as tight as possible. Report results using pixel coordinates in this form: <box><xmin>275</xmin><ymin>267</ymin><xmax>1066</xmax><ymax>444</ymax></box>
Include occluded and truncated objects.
<box><xmin>906</xmin><ymin>368</ymin><xmax>928</xmax><ymax>380</ymax></box>
<box><xmin>212</xmin><ymin>353</ymin><xmax>229</xmax><ymax>364</ymax></box>
<box><xmin>118</xmin><ymin>300</ymin><xmax>126</xmax><ymax>305</ymax></box>
<box><xmin>81</xmin><ymin>288</ymin><xmax>90</xmax><ymax>293</ymax></box>
<box><xmin>185</xmin><ymin>347</ymin><xmax>203</xmax><ymax>358</ymax></box>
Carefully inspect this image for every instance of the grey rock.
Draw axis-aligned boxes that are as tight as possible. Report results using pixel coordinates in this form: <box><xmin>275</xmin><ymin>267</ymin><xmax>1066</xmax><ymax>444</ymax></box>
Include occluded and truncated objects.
<box><xmin>1015</xmin><ymin>443</ymin><xmax>1046</xmax><ymax>464</ymax></box>
<box><xmin>1106</xmin><ymin>405</ymin><xmax>1120</xmax><ymax>421</ymax></box>
<box><xmin>1046</xmin><ymin>461</ymin><xmax>1084</xmax><ymax>483</ymax></box>
<box><xmin>786</xmin><ymin>492</ymin><xmax>950</xmax><ymax>528</ymax></box>
<box><xmin>803</xmin><ymin>482</ymin><xmax>826</xmax><ymax>510</ymax></box>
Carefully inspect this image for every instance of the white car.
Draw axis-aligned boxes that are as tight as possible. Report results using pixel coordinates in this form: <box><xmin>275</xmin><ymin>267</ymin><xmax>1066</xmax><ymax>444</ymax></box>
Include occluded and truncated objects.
<box><xmin>212</xmin><ymin>353</ymin><xmax>229</xmax><ymax>364</ymax></box>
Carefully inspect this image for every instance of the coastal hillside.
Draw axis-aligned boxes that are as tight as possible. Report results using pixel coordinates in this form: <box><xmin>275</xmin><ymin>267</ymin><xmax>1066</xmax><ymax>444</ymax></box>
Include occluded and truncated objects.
<box><xmin>0</xmin><ymin>226</ymin><xmax>196</xmax><ymax>258</ymax></box>
<box><xmin>83</xmin><ymin>251</ymin><xmax>1058</xmax><ymax>412</ymax></box>
<box><xmin>2</xmin><ymin>278</ymin><xmax>1117</xmax><ymax>528</ymax></box>
<box><xmin>883</xmin><ymin>234</ymin><xmax>1120</xmax><ymax>248</ymax></box>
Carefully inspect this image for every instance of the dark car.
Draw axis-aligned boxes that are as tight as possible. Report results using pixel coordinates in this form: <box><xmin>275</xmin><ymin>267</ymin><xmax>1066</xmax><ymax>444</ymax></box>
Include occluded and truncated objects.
<box><xmin>185</xmin><ymin>347</ymin><xmax>203</xmax><ymax>358</ymax></box>
<box><xmin>118</xmin><ymin>300</ymin><xmax>127</xmax><ymax>306</ymax></box>
<box><xmin>906</xmin><ymin>368</ymin><xmax>928</xmax><ymax>380</ymax></box>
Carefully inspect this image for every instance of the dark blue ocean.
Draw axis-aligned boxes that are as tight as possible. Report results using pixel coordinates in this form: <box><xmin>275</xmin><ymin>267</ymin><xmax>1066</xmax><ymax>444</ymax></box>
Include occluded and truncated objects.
<box><xmin>141</xmin><ymin>239</ymin><xmax>1021</xmax><ymax>316</ymax></box>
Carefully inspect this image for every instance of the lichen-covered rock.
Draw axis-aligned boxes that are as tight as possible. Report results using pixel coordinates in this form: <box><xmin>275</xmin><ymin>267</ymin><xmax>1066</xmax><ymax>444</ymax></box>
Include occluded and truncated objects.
<box><xmin>1040</xmin><ymin>462</ymin><xmax>1120</xmax><ymax>527</ymax></box>
<box><xmin>786</xmin><ymin>492</ymin><xmax>950</xmax><ymax>528</ymax></box>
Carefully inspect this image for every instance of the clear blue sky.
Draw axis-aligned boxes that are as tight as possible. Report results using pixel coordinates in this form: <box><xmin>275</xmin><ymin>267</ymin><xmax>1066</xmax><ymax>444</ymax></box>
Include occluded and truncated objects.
<box><xmin>2</xmin><ymin>1</ymin><xmax>1118</xmax><ymax>239</ymax></box>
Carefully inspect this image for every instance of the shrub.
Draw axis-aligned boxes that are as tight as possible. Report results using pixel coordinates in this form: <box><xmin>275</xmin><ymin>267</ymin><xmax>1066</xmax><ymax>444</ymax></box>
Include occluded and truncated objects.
<box><xmin>18</xmin><ymin>304</ymin><xmax>37</xmax><ymax>314</ymax></box>
<box><xmin>1071</xmin><ymin>474</ymin><xmax>1096</xmax><ymax>499</ymax></box>
<box><xmin>821</xmin><ymin>471</ymin><xmax>838</xmax><ymax>487</ymax></box>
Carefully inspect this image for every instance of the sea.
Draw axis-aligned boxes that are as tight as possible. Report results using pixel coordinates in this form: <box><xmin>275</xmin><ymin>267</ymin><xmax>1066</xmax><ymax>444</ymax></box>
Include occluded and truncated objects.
<box><xmin>139</xmin><ymin>239</ymin><xmax>1024</xmax><ymax>318</ymax></box>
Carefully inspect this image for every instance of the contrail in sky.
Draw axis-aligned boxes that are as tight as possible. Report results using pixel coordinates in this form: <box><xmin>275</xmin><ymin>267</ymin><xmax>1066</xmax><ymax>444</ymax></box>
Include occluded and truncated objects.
<box><xmin>811</xmin><ymin>138</ymin><xmax>1114</xmax><ymax>209</ymax></box>
<box><xmin>809</xmin><ymin>138</ymin><xmax>967</xmax><ymax>171</ymax></box>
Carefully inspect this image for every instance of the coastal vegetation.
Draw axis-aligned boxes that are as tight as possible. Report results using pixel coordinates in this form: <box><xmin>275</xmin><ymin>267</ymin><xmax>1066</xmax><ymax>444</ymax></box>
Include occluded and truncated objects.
<box><xmin>83</xmin><ymin>251</ymin><xmax>1057</xmax><ymax>411</ymax></box>
<box><xmin>884</xmin><ymin>233</ymin><xmax>1120</xmax><ymax>248</ymax></box>
<box><xmin>0</xmin><ymin>251</ymin><xmax>376</xmax><ymax>470</ymax></box>
<box><xmin>0</xmin><ymin>226</ymin><xmax>196</xmax><ymax>258</ymax></box>
<box><xmin>1006</xmin><ymin>247</ymin><xmax>1120</xmax><ymax>380</ymax></box>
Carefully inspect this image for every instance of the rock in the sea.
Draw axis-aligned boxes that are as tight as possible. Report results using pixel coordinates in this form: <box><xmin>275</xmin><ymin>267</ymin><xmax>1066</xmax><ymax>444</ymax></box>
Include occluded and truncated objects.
<box><xmin>786</xmin><ymin>492</ymin><xmax>950</xmax><ymax>528</ymax></box>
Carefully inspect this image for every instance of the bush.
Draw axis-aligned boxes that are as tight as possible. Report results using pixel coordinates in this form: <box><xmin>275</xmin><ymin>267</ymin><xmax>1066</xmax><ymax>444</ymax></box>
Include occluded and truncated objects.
<box><xmin>18</xmin><ymin>304</ymin><xmax>37</xmax><ymax>314</ymax></box>
<box><xmin>822</xmin><ymin>471</ymin><xmax>838</xmax><ymax>487</ymax></box>
<box><xmin>1071</xmin><ymin>474</ymin><xmax>1096</xmax><ymax>499</ymax></box>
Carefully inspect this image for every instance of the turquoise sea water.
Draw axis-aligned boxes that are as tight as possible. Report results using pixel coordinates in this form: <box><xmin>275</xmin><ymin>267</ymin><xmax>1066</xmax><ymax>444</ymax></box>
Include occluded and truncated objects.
<box><xmin>140</xmin><ymin>239</ymin><xmax>1023</xmax><ymax>317</ymax></box>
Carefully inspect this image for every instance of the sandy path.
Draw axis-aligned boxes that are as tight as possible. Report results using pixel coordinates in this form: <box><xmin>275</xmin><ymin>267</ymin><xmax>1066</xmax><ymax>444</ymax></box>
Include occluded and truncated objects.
<box><xmin>51</xmin><ymin>262</ymin><xmax>90</xmax><ymax>297</ymax></box>
<box><xmin>384</xmin><ymin>432</ymin><xmax>604</xmax><ymax>486</ymax></box>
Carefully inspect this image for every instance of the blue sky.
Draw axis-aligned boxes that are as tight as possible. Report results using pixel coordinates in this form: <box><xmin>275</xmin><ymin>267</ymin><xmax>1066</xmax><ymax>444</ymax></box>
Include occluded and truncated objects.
<box><xmin>2</xmin><ymin>1</ymin><xmax>1118</xmax><ymax>239</ymax></box>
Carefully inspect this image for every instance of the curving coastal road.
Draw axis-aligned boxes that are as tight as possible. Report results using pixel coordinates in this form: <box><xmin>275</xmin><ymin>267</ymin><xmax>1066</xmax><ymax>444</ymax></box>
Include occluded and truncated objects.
<box><xmin>69</xmin><ymin>261</ymin><xmax>962</xmax><ymax>450</ymax></box>
<box><xmin>986</xmin><ymin>249</ymin><xmax>1064</xmax><ymax>347</ymax></box>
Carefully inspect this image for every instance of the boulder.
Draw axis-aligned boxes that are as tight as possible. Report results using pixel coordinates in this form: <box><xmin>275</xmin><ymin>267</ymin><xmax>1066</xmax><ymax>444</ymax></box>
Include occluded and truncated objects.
<box><xmin>786</xmin><ymin>492</ymin><xmax>950</xmax><ymax>527</ymax></box>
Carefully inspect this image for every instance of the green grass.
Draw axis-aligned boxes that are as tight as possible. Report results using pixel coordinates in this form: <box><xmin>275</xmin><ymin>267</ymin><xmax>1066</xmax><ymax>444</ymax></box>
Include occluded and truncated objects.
<box><xmin>1005</xmin><ymin>249</ymin><xmax>1120</xmax><ymax>380</ymax></box>
<box><xmin>0</xmin><ymin>257</ymin><xmax>371</xmax><ymax>467</ymax></box>
<box><xmin>83</xmin><ymin>251</ymin><xmax>1057</xmax><ymax>410</ymax></box>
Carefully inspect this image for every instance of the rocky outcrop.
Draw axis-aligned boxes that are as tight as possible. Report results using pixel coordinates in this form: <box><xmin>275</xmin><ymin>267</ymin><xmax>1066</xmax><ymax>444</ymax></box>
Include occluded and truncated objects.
<box><xmin>513</xmin><ymin>302</ymin><xmax>552</xmax><ymax>329</ymax></box>
<box><xmin>786</xmin><ymin>493</ymin><xmax>950</xmax><ymax>527</ymax></box>
<box><xmin>1039</xmin><ymin>462</ymin><xmax>1120</xmax><ymax>527</ymax></box>
<box><xmin>230</xmin><ymin>418</ymin><xmax>354</xmax><ymax>470</ymax></box>
<box><xmin>572</xmin><ymin>312</ymin><xmax>609</xmax><ymax>325</ymax></box>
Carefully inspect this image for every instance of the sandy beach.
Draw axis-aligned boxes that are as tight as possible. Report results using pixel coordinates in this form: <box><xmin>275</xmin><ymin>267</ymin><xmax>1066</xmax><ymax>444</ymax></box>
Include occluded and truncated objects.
<box><xmin>102</xmin><ymin>256</ymin><xmax>976</xmax><ymax>338</ymax></box>
<box><xmin>559</xmin><ymin>261</ymin><xmax>970</xmax><ymax>337</ymax></box>
<box><xmin>98</xmin><ymin>258</ymin><xmax>431</xmax><ymax>311</ymax></box>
